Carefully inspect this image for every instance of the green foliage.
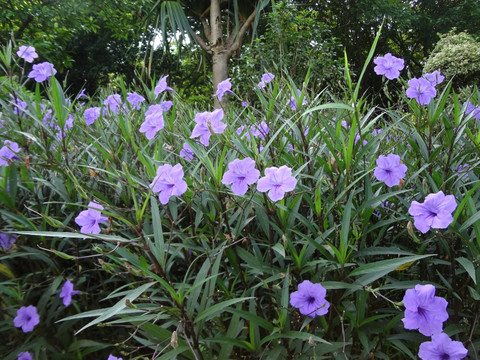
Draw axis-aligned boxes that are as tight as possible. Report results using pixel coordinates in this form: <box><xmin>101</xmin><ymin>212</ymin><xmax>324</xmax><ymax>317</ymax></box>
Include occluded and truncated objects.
<box><xmin>234</xmin><ymin>1</ymin><xmax>343</xmax><ymax>96</ymax></box>
<box><xmin>424</xmin><ymin>30</ymin><xmax>480</xmax><ymax>88</ymax></box>
<box><xmin>1</xmin><ymin>31</ymin><xmax>480</xmax><ymax>359</ymax></box>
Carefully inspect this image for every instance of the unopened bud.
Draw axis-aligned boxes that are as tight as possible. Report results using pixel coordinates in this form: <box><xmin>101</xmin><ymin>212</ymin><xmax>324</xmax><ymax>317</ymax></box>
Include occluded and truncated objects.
<box><xmin>308</xmin><ymin>335</ymin><xmax>315</xmax><ymax>346</ymax></box>
<box><xmin>171</xmin><ymin>330</ymin><xmax>178</xmax><ymax>349</ymax></box>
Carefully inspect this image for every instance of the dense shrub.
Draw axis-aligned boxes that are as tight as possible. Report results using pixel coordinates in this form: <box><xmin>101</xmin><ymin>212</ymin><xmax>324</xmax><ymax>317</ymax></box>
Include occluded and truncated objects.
<box><xmin>1</xmin><ymin>32</ymin><xmax>480</xmax><ymax>359</ymax></box>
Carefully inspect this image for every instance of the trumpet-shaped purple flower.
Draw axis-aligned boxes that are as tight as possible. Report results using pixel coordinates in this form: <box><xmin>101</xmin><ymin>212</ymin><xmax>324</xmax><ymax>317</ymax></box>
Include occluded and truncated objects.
<box><xmin>465</xmin><ymin>101</ymin><xmax>480</xmax><ymax>120</ymax></box>
<box><xmin>402</xmin><ymin>284</ymin><xmax>449</xmax><ymax>336</ymax></box>
<box><xmin>60</xmin><ymin>280</ymin><xmax>81</xmax><ymax>306</ymax></box>
<box><xmin>17</xmin><ymin>352</ymin><xmax>33</xmax><ymax>360</ymax></box>
<box><xmin>126</xmin><ymin>92</ymin><xmax>145</xmax><ymax>110</ymax></box>
<box><xmin>150</xmin><ymin>164</ymin><xmax>188</xmax><ymax>205</ymax></box>
<box><xmin>9</xmin><ymin>94</ymin><xmax>28</xmax><ymax>117</ymax></box>
<box><xmin>257</xmin><ymin>165</ymin><xmax>297</xmax><ymax>201</ymax></box>
<box><xmin>222</xmin><ymin>158</ymin><xmax>260</xmax><ymax>196</ymax></box>
<box><xmin>108</xmin><ymin>355</ymin><xmax>123</xmax><ymax>360</ymax></box>
<box><xmin>190</xmin><ymin>109</ymin><xmax>226</xmax><ymax>146</ymax></box>
<box><xmin>418</xmin><ymin>332</ymin><xmax>468</xmax><ymax>360</ymax></box>
<box><xmin>154</xmin><ymin>75</ymin><xmax>173</xmax><ymax>96</ymax></box>
<box><xmin>83</xmin><ymin>107</ymin><xmax>101</xmax><ymax>125</ymax></box>
<box><xmin>251</xmin><ymin>121</ymin><xmax>269</xmax><ymax>140</ymax></box>
<box><xmin>14</xmin><ymin>305</ymin><xmax>40</xmax><ymax>333</ymax></box>
<box><xmin>290</xmin><ymin>280</ymin><xmax>330</xmax><ymax>318</ymax></box>
<box><xmin>289</xmin><ymin>89</ymin><xmax>308</xmax><ymax>110</ymax></box>
<box><xmin>424</xmin><ymin>70</ymin><xmax>445</xmax><ymax>86</ymax></box>
<box><xmin>216</xmin><ymin>78</ymin><xmax>233</xmax><ymax>101</ymax></box>
<box><xmin>258</xmin><ymin>72</ymin><xmax>275</xmax><ymax>88</ymax></box>
<box><xmin>27</xmin><ymin>62</ymin><xmax>57</xmax><ymax>82</ymax></box>
<box><xmin>74</xmin><ymin>201</ymin><xmax>109</xmax><ymax>234</ymax></box>
<box><xmin>17</xmin><ymin>45</ymin><xmax>38</xmax><ymax>63</ymax></box>
<box><xmin>140</xmin><ymin>104</ymin><xmax>165</xmax><ymax>139</ymax></box>
<box><xmin>408</xmin><ymin>191</ymin><xmax>457</xmax><ymax>234</ymax></box>
<box><xmin>0</xmin><ymin>233</ymin><xmax>17</xmax><ymax>250</ymax></box>
<box><xmin>406</xmin><ymin>77</ymin><xmax>437</xmax><ymax>105</ymax></box>
<box><xmin>374</xmin><ymin>53</ymin><xmax>404</xmax><ymax>80</ymax></box>
<box><xmin>236</xmin><ymin>125</ymin><xmax>251</xmax><ymax>141</ymax></box>
<box><xmin>179</xmin><ymin>142</ymin><xmax>194</xmax><ymax>162</ymax></box>
<box><xmin>103</xmin><ymin>94</ymin><xmax>122</xmax><ymax>115</ymax></box>
<box><xmin>0</xmin><ymin>140</ymin><xmax>21</xmax><ymax>166</ymax></box>
<box><xmin>374</xmin><ymin>154</ymin><xmax>407</xmax><ymax>187</ymax></box>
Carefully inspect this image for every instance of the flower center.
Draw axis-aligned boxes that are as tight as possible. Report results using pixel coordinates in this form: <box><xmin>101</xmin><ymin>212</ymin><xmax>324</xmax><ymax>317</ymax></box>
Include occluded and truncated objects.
<box><xmin>441</xmin><ymin>355</ymin><xmax>450</xmax><ymax>360</ymax></box>
<box><xmin>307</xmin><ymin>296</ymin><xmax>315</xmax><ymax>304</ymax></box>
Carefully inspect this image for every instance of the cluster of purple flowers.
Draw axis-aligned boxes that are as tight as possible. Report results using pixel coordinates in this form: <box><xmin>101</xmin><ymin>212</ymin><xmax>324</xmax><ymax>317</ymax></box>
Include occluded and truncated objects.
<box><xmin>402</xmin><ymin>284</ymin><xmax>468</xmax><ymax>360</ymax></box>
<box><xmin>17</xmin><ymin>45</ymin><xmax>57</xmax><ymax>83</ymax></box>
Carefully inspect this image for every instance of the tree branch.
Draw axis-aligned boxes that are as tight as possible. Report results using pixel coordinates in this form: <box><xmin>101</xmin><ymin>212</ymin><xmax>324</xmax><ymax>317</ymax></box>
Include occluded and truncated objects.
<box><xmin>227</xmin><ymin>7</ymin><xmax>257</xmax><ymax>56</ymax></box>
<box><xmin>194</xmin><ymin>34</ymin><xmax>213</xmax><ymax>54</ymax></box>
<box><xmin>200</xmin><ymin>16</ymin><xmax>212</xmax><ymax>43</ymax></box>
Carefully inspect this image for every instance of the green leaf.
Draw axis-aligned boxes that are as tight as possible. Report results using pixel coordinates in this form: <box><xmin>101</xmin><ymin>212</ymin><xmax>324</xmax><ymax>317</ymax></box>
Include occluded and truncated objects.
<box><xmin>456</xmin><ymin>257</ymin><xmax>477</xmax><ymax>285</ymax></box>
<box><xmin>194</xmin><ymin>297</ymin><xmax>254</xmax><ymax>323</ymax></box>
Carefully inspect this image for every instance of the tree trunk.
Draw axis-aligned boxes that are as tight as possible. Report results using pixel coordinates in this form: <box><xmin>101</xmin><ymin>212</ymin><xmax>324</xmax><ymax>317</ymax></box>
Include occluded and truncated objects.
<box><xmin>212</xmin><ymin>51</ymin><xmax>230</xmax><ymax>109</ymax></box>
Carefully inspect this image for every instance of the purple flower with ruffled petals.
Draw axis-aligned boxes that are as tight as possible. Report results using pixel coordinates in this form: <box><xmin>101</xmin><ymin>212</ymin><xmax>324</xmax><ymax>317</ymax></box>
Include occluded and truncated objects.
<box><xmin>402</xmin><ymin>284</ymin><xmax>449</xmax><ymax>336</ymax></box>
<box><xmin>374</xmin><ymin>53</ymin><xmax>404</xmax><ymax>80</ymax></box>
<box><xmin>126</xmin><ymin>92</ymin><xmax>145</xmax><ymax>110</ymax></box>
<box><xmin>290</xmin><ymin>280</ymin><xmax>330</xmax><ymax>318</ymax></box>
<box><xmin>236</xmin><ymin>125</ymin><xmax>251</xmax><ymax>141</ymax></box>
<box><xmin>74</xmin><ymin>201</ymin><xmax>109</xmax><ymax>234</ymax></box>
<box><xmin>257</xmin><ymin>165</ymin><xmax>297</xmax><ymax>201</ymax></box>
<box><xmin>103</xmin><ymin>94</ymin><xmax>122</xmax><ymax>115</ymax></box>
<box><xmin>222</xmin><ymin>158</ymin><xmax>260</xmax><ymax>195</ymax></box>
<box><xmin>465</xmin><ymin>101</ymin><xmax>480</xmax><ymax>120</ymax></box>
<box><xmin>289</xmin><ymin>89</ymin><xmax>308</xmax><ymax>110</ymax></box>
<box><xmin>406</xmin><ymin>77</ymin><xmax>437</xmax><ymax>105</ymax></box>
<box><xmin>418</xmin><ymin>332</ymin><xmax>468</xmax><ymax>360</ymax></box>
<box><xmin>140</xmin><ymin>104</ymin><xmax>165</xmax><ymax>139</ymax></box>
<box><xmin>258</xmin><ymin>72</ymin><xmax>275</xmax><ymax>88</ymax></box>
<box><xmin>216</xmin><ymin>78</ymin><xmax>233</xmax><ymax>101</ymax></box>
<box><xmin>190</xmin><ymin>109</ymin><xmax>226</xmax><ymax>146</ymax></box>
<box><xmin>108</xmin><ymin>355</ymin><xmax>123</xmax><ymax>360</ymax></box>
<box><xmin>83</xmin><ymin>107</ymin><xmax>101</xmax><ymax>125</ymax></box>
<box><xmin>374</xmin><ymin>154</ymin><xmax>407</xmax><ymax>187</ymax></box>
<box><xmin>154</xmin><ymin>75</ymin><xmax>173</xmax><ymax>97</ymax></box>
<box><xmin>251</xmin><ymin>121</ymin><xmax>269</xmax><ymax>140</ymax></box>
<box><xmin>17</xmin><ymin>45</ymin><xmax>38</xmax><ymax>63</ymax></box>
<box><xmin>17</xmin><ymin>352</ymin><xmax>33</xmax><ymax>360</ymax></box>
<box><xmin>408</xmin><ymin>191</ymin><xmax>457</xmax><ymax>234</ymax></box>
<box><xmin>60</xmin><ymin>280</ymin><xmax>81</xmax><ymax>306</ymax></box>
<box><xmin>423</xmin><ymin>70</ymin><xmax>445</xmax><ymax>86</ymax></box>
<box><xmin>179</xmin><ymin>142</ymin><xmax>194</xmax><ymax>162</ymax></box>
<box><xmin>0</xmin><ymin>233</ymin><xmax>17</xmax><ymax>250</ymax></box>
<box><xmin>27</xmin><ymin>62</ymin><xmax>57</xmax><ymax>82</ymax></box>
<box><xmin>0</xmin><ymin>140</ymin><xmax>21</xmax><ymax>166</ymax></box>
<box><xmin>150</xmin><ymin>164</ymin><xmax>188</xmax><ymax>205</ymax></box>
<box><xmin>14</xmin><ymin>306</ymin><xmax>40</xmax><ymax>333</ymax></box>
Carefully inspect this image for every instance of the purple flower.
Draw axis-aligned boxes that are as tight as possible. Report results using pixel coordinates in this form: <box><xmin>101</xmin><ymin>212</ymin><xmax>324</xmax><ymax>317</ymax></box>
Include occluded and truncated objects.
<box><xmin>103</xmin><ymin>94</ymin><xmax>122</xmax><ymax>115</ymax></box>
<box><xmin>354</xmin><ymin>134</ymin><xmax>368</xmax><ymax>146</ymax></box>
<box><xmin>371</xmin><ymin>128</ymin><xmax>383</xmax><ymax>135</ymax></box>
<box><xmin>59</xmin><ymin>280</ymin><xmax>80</xmax><ymax>306</ymax></box>
<box><xmin>126</xmin><ymin>92</ymin><xmax>145</xmax><ymax>110</ymax></box>
<box><xmin>290</xmin><ymin>280</ymin><xmax>330</xmax><ymax>318</ymax></box>
<box><xmin>0</xmin><ymin>140</ymin><xmax>21</xmax><ymax>166</ymax></box>
<box><xmin>9</xmin><ymin>94</ymin><xmax>28</xmax><ymax>117</ymax></box>
<box><xmin>17</xmin><ymin>352</ymin><xmax>33</xmax><ymax>360</ymax></box>
<box><xmin>406</xmin><ymin>77</ymin><xmax>437</xmax><ymax>105</ymax></box>
<box><xmin>236</xmin><ymin>125</ymin><xmax>251</xmax><ymax>141</ymax></box>
<box><xmin>108</xmin><ymin>355</ymin><xmax>123</xmax><ymax>360</ymax></box>
<box><xmin>465</xmin><ymin>101</ymin><xmax>480</xmax><ymax>120</ymax></box>
<box><xmin>160</xmin><ymin>100</ymin><xmax>173</xmax><ymax>112</ymax></box>
<box><xmin>258</xmin><ymin>72</ymin><xmax>275</xmax><ymax>88</ymax></box>
<box><xmin>190</xmin><ymin>109</ymin><xmax>226</xmax><ymax>146</ymax></box>
<box><xmin>154</xmin><ymin>75</ymin><xmax>173</xmax><ymax>97</ymax></box>
<box><xmin>418</xmin><ymin>332</ymin><xmax>468</xmax><ymax>360</ymax></box>
<box><xmin>373</xmin><ymin>53</ymin><xmax>405</xmax><ymax>80</ymax></box>
<box><xmin>83</xmin><ymin>107</ymin><xmax>101</xmax><ymax>125</ymax></box>
<box><xmin>0</xmin><ymin>233</ymin><xmax>17</xmax><ymax>250</ymax></box>
<box><xmin>241</xmin><ymin>101</ymin><xmax>248</xmax><ymax>108</ymax></box>
<box><xmin>374</xmin><ymin>154</ymin><xmax>407</xmax><ymax>187</ymax></box>
<box><xmin>17</xmin><ymin>45</ymin><xmax>38</xmax><ymax>63</ymax></box>
<box><xmin>222</xmin><ymin>158</ymin><xmax>260</xmax><ymax>195</ymax></box>
<box><xmin>456</xmin><ymin>164</ymin><xmax>470</xmax><ymax>178</ymax></box>
<box><xmin>140</xmin><ymin>104</ymin><xmax>165</xmax><ymax>139</ymax></box>
<box><xmin>14</xmin><ymin>305</ymin><xmax>40</xmax><ymax>333</ymax></box>
<box><xmin>341</xmin><ymin>120</ymin><xmax>350</xmax><ymax>130</ymax></box>
<box><xmin>251</xmin><ymin>121</ymin><xmax>269</xmax><ymax>140</ymax></box>
<box><xmin>257</xmin><ymin>165</ymin><xmax>297</xmax><ymax>201</ymax></box>
<box><xmin>27</xmin><ymin>62</ymin><xmax>57</xmax><ymax>82</ymax></box>
<box><xmin>74</xmin><ymin>201</ymin><xmax>109</xmax><ymax>234</ymax></box>
<box><xmin>150</xmin><ymin>164</ymin><xmax>188</xmax><ymax>205</ymax></box>
<box><xmin>216</xmin><ymin>78</ymin><xmax>233</xmax><ymax>101</ymax></box>
<box><xmin>179</xmin><ymin>142</ymin><xmax>194</xmax><ymax>162</ymax></box>
<box><xmin>76</xmin><ymin>88</ymin><xmax>88</xmax><ymax>99</ymax></box>
<box><xmin>289</xmin><ymin>89</ymin><xmax>308</xmax><ymax>110</ymax></box>
<box><xmin>402</xmin><ymin>284</ymin><xmax>448</xmax><ymax>336</ymax></box>
<box><xmin>408</xmin><ymin>191</ymin><xmax>457</xmax><ymax>234</ymax></box>
<box><xmin>424</xmin><ymin>70</ymin><xmax>445</xmax><ymax>86</ymax></box>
